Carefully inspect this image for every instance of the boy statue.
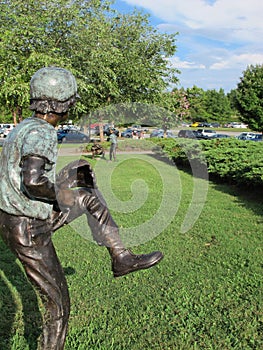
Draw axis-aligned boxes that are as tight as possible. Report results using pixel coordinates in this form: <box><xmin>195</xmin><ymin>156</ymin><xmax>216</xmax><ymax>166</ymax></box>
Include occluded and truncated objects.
<box><xmin>0</xmin><ymin>67</ymin><xmax>163</xmax><ymax>350</ymax></box>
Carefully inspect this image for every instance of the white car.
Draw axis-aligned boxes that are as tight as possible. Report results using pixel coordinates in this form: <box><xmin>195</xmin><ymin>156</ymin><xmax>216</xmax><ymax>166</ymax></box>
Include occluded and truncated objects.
<box><xmin>230</xmin><ymin>122</ymin><xmax>248</xmax><ymax>128</ymax></box>
<box><xmin>0</xmin><ymin>123</ymin><xmax>15</xmax><ymax>137</ymax></box>
<box><xmin>197</xmin><ymin>129</ymin><xmax>217</xmax><ymax>137</ymax></box>
<box><xmin>236</xmin><ymin>132</ymin><xmax>256</xmax><ymax>140</ymax></box>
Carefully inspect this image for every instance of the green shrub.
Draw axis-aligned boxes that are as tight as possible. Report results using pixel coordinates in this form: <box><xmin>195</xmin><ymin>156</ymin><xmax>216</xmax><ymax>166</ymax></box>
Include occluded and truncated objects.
<box><xmin>148</xmin><ymin>138</ymin><xmax>263</xmax><ymax>188</ymax></box>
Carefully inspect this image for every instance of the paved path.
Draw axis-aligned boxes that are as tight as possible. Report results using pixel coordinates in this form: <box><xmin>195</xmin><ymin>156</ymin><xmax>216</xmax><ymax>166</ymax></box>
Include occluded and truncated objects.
<box><xmin>57</xmin><ymin>146</ymin><xmax>154</xmax><ymax>157</ymax></box>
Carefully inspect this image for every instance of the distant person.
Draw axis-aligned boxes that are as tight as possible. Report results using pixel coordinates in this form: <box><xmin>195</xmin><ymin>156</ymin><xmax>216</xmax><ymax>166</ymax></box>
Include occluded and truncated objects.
<box><xmin>109</xmin><ymin>128</ymin><xmax>118</xmax><ymax>161</ymax></box>
<box><xmin>139</xmin><ymin>130</ymin><xmax>144</xmax><ymax>139</ymax></box>
<box><xmin>132</xmin><ymin>130</ymin><xmax>138</xmax><ymax>139</ymax></box>
<box><xmin>0</xmin><ymin>67</ymin><xmax>163</xmax><ymax>350</ymax></box>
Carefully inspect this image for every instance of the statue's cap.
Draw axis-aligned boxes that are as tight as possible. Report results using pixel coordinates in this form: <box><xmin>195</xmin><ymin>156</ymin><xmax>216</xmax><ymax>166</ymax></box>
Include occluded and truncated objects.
<box><xmin>30</xmin><ymin>67</ymin><xmax>78</xmax><ymax>102</ymax></box>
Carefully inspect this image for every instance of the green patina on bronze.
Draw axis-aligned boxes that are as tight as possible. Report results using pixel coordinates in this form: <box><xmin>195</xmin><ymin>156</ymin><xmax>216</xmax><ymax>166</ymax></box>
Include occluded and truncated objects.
<box><xmin>30</xmin><ymin>67</ymin><xmax>77</xmax><ymax>102</ymax></box>
<box><xmin>0</xmin><ymin>117</ymin><xmax>57</xmax><ymax>219</ymax></box>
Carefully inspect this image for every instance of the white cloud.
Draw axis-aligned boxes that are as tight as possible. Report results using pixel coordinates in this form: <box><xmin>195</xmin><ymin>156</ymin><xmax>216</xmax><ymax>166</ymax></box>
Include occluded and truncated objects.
<box><xmin>210</xmin><ymin>53</ymin><xmax>263</xmax><ymax>70</ymax></box>
<box><xmin>169</xmin><ymin>56</ymin><xmax>206</xmax><ymax>69</ymax></box>
<box><xmin>121</xmin><ymin>0</ymin><xmax>263</xmax><ymax>91</ymax></box>
<box><xmin>123</xmin><ymin>0</ymin><xmax>263</xmax><ymax>39</ymax></box>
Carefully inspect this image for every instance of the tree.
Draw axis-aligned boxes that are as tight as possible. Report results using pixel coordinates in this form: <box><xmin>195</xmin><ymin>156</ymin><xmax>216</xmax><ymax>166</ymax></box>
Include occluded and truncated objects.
<box><xmin>149</xmin><ymin>88</ymin><xmax>191</xmax><ymax>130</ymax></box>
<box><xmin>235</xmin><ymin>64</ymin><xmax>263</xmax><ymax>132</ymax></box>
<box><xmin>146</xmin><ymin>92</ymin><xmax>178</xmax><ymax>132</ymax></box>
<box><xmin>185</xmin><ymin>86</ymin><xmax>206</xmax><ymax>121</ymax></box>
<box><xmin>204</xmin><ymin>88</ymin><xmax>232</xmax><ymax>124</ymax></box>
<box><xmin>109</xmin><ymin>12</ymin><xmax>179</xmax><ymax>105</ymax></box>
<box><xmin>0</xmin><ymin>0</ymin><xmax>94</xmax><ymax>122</ymax></box>
<box><xmin>71</xmin><ymin>9</ymin><xmax>179</xmax><ymax>130</ymax></box>
<box><xmin>0</xmin><ymin>0</ymin><xmax>179</xmax><ymax>127</ymax></box>
<box><xmin>181</xmin><ymin>86</ymin><xmax>234</xmax><ymax>124</ymax></box>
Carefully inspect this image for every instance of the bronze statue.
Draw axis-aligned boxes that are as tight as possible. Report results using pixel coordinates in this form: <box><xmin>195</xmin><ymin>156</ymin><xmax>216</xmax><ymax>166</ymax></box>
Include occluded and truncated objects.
<box><xmin>0</xmin><ymin>67</ymin><xmax>163</xmax><ymax>350</ymax></box>
<box><xmin>91</xmin><ymin>141</ymin><xmax>105</xmax><ymax>159</ymax></box>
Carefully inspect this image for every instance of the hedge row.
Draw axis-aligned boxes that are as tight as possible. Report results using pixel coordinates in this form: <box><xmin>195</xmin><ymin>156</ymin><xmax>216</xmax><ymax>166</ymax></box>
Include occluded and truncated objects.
<box><xmin>148</xmin><ymin>138</ymin><xmax>263</xmax><ymax>188</ymax></box>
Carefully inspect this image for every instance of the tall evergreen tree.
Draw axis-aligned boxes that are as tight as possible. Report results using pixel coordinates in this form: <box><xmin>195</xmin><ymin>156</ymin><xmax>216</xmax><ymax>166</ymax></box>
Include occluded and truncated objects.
<box><xmin>204</xmin><ymin>88</ymin><xmax>232</xmax><ymax>123</ymax></box>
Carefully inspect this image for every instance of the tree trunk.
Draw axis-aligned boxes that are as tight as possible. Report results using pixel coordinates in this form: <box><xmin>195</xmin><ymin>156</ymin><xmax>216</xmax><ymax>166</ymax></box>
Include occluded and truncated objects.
<box><xmin>18</xmin><ymin>107</ymin><xmax>23</xmax><ymax>123</ymax></box>
<box><xmin>99</xmin><ymin>121</ymin><xmax>104</xmax><ymax>142</ymax></box>
<box><xmin>12</xmin><ymin>109</ymin><xmax>17</xmax><ymax>125</ymax></box>
<box><xmin>12</xmin><ymin>106</ymin><xmax>23</xmax><ymax>125</ymax></box>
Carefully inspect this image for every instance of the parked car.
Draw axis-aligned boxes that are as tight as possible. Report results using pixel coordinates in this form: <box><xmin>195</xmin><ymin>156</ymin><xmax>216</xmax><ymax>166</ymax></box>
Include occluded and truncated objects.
<box><xmin>104</xmin><ymin>127</ymin><xmax>119</xmax><ymax>137</ymax></box>
<box><xmin>196</xmin><ymin>129</ymin><xmax>217</xmax><ymax>138</ymax></box>
<box><xmin>131</xmin><ymin>125</ymin><xmax>142</xmax><ymax>131</ymax></box>
<box><xmin>210</xmin><ymin>122</ymin><xmax>220</xmax><ymax>128</ymax></box>
<box><xmin>210</xmin><ymin>133</ymin><xmax>230</xmax><ymax>139</ymax></box>
<box><xmin>57</xmin><ymin>129</ymin><xmax>89</xmax><ymax>143</ymax></box>
<box><xmin>236</xmin><ymin>132</ymin><xmax>256</xmax><ymax>140</ymax></box>
<box><xmin>226</xmin><ymin>122</ymin><xmax>248</xmax><ymax>128</ymax></box>
<box><xmin>150</xmin><ymin>129</ymin><xmax>164</xmax><ymax>138</ymax></box>
<box><xmin>158</xmin><ymin>131</ymin><xmax>177</xmax><ymax>138</ymax></box>
<box><xmin>191</xmin><ymin>122</ymin><xmax>201</xmax><ymax>127</ymax></box>
<box><xmin>181</xmin><ymin>122</ymin><xmax>191</xmax><ymax>127</ymax></box>
<box><xmin>95</xmin><ymin>125</ymin><xmax>119</xmax><ymax>137</ymax></box>
<box><xmin>178</xmin><ymin>129</ymin><xmax>197</xmax><ymax>139</ymax></box>
<box><xmin>166</xmin><ymin>131</ymin><xmax>177</xmax><ymax>138</ymax></box>
<box><xmin>150</xmin><ymin>129</ymin><xmax>176</xmax><ymax>138</ymax></box>
<box><xmin>131</xmin><ymin>125</ymin><xmax>149</xmax><ymax>132</ymax></box>
<box><xmin>251</xmin><ymin>134</ymin><xmax>262</xmax><ymax>142</ymax></box>
<box><xmin>58</xmin><ymin>124</ymin><xmax>80</xmax><ymax>131</ymax></box>
<box><xmin>0</xmin><ymin>123</ymin><xmax>15</xmax><ymax>137</ymax></box>
<box><xmin>121</xmin><ymin>128</ymin><xmax>134</xmax><ymax>138</ymax></box>
<box><xmin>191</xmin><ymin>121</ymin><xmax>211</xmax><ymax>127</ymax></box>
<box><xmin>237</xmin><ymin>133</ymin><xmax>262</xmax><ymax>142</ymax></box>
<box><xmin>197</xmin><ymin>122</ymin><xmax>211</xmax><ymax>127</ymax></box>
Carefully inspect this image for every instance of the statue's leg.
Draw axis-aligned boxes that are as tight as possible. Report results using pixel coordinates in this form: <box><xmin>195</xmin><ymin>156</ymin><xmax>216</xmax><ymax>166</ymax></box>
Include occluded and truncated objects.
<box><xmin>56</xmin><ymin>159</ymin><xmax>163</xmax><ymax>277</ymax></box>
<box><xmin>0</xmin><ymin>210</ymin><xmax>70</xmax><ymax>350</ymax></box>
<box><xmin>62</xmin><ymin>188</ymin><xmax>163</xmax><ymax>277</ymax></box>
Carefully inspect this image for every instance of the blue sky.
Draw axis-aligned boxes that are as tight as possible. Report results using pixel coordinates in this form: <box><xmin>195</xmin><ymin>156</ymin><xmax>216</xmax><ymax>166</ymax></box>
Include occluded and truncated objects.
<box><xmin>112</xmin><ymin>0</ymin><xmax>263</xmax><ymax>92</ymax></box>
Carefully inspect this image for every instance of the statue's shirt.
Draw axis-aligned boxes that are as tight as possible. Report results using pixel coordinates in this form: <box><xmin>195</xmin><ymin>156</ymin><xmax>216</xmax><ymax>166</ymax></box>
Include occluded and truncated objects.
<box><xmin>0</xmin><ymin>117</ymin><xmax>57</xmax><ymax>219</ymax></box>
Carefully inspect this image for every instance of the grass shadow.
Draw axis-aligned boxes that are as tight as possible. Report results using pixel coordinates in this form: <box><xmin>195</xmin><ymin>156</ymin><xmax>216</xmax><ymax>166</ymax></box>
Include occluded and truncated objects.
<box><xmin>210</xmin><ymin>181</ymin><xmax>263</xmax><ymax>219</ymax></box>
<box><xmin>148</xmin><ymin>150</ymin><xmax>263</xmax><ymax>218</ymax></box>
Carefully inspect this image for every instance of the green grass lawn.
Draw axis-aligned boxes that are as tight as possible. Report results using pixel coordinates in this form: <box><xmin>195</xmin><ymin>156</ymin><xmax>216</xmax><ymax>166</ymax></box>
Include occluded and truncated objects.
<box><xmin>0</xmin><ymin>153</ymin><xmax>262</xmax><ymax>349</ymax></box>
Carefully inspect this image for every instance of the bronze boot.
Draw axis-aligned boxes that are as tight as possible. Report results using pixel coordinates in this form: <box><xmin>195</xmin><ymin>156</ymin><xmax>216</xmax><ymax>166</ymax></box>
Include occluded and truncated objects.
<box><xmin>76</xmin><ymin>186</ymin><xmax>164</xmax><ymax>278</ymax></box>
<box><xmin>110</xmin><ymin>248</ymin><xmax>164</xmax><ymax>278</ymax></box>
<box><xmin>100</xmin><ymin>226</ymin><xmax>164</xmax><ymax>277</ymax></box>
<box><xmin>91</xmin><ymin>222</ymin><xmax>164</xmax><ymax>277</ymax></box>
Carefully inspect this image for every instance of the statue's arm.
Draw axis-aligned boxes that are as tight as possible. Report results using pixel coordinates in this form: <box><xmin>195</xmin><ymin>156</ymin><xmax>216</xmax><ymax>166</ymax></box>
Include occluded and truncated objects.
<box><xmin>21</xmin><ymin>155</ymin><xmax>56</xmax><ymax>201</ymax></box>
<box><xmin>21</xmin><ymin>155</ymin><xmax>75</xmax><ymax>206</ymax></box>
